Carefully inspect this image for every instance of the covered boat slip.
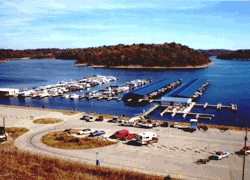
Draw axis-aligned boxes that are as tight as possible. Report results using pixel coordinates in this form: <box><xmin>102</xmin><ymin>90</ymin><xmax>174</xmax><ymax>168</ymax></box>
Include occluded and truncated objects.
<box><xmin>166</xmin><ymin>78</ymin><xmax>208</xmax><ymax>98</ymax></box>
<box><xmin>122</xmin><ymin>78</ymin><xmax>182</xmax><ymax>105</ymax></box>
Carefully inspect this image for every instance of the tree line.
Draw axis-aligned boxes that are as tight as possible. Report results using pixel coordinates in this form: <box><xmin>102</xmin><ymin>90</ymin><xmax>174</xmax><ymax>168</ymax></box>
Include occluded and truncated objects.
<box><xmin>217</xmin><ymin>50</ymin><xmax>250</xmax><ymax>60</ymax></box>
<box><xmin>73</xmin><ymin>43</ymin><xmax>211</xmax><ymax>67</ymax></box>
<box><xmin>0</xmin><ymin>42</ymin><xmax>211</xmax><ymax>67</ymax></box>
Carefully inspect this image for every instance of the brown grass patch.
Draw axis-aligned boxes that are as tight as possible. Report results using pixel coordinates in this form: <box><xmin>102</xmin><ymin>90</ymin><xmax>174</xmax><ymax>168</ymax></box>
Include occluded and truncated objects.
<box><xmin>33</xmin><ymin>118</ymin><xmax>63</xmax><ymax>124</ymax></box>
<box><xmin>6</xmin><ymin>127</ymin><xmax>29</xmax><ymax>139</ymax></box>
<box><xmin>41</xmin><ymin>131</ymin><xmax>117</xmax><ymax>149</ymax></box>
<box><xmin>0</xmin><ymin>147</ymin><xmax>174</xmax><ymax>180</ymax></box>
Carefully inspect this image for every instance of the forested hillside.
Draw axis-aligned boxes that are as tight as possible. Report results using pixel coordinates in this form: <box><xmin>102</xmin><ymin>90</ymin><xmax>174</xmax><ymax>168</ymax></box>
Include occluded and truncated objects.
<box><xmin>197</xmin><ymin>49</ymin><xmax>233</xmax><ymax>57</ymax></box>
<box><xmin>217</xmin><ymin>50</ymin><xmax>250</xmax><ymax>60</ymax></box>
<box><xmin>74</xmin><ymin>43</ymin><xmax>211</xmax><ymax>67</ymax></box>
<box><xmin>0</xmin><ymin>49</ymin><xmax>59</xmax><ymax>60</ymax></box>
<box><xmin>0</xmin><ymin>42</ymin><xmax>211</xmax><ymax>68</ymax></box>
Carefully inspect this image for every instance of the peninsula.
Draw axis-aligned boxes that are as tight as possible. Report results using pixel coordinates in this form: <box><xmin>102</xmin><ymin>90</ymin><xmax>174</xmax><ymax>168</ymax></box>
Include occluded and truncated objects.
<box><xmin>74</xmin><ymin>43</ymin><xmax>211</xmax><ymax>69</ymax></box>
<box><xmin>0</xmin><ymin>42</ymin><xmax>211</xmax><ymax>69</ymax></box>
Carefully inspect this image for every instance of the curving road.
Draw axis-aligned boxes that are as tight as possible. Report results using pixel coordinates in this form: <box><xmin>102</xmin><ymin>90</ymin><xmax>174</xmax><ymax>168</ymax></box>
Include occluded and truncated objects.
<box><xmin>8</xmin><ymin>110</ymin><xmax>250</xmax><ymax>180</ymax></box>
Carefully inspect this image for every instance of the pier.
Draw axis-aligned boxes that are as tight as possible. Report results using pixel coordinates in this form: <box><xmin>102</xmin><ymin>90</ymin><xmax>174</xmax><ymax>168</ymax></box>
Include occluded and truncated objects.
<box><xmin>194</xmin><ymin>103</ymin><xmax>237</xmax><ymax>111</ymax></box>
<box><xmin>141</xmin><ymin>104</ymin><xmax>161</xmax><ymax>118</ymax></box>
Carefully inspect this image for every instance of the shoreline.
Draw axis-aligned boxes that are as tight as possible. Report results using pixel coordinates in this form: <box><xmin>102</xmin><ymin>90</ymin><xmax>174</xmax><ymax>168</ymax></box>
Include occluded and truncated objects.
<box><xmin>3</xmin><ymin>58</ymin><xmax>213</xmax><ymax>69</ymax></box>
<box><xmin>74</xmin><ymin>62</ymin><xmax>213</xmax><ymax>70</ymax></box>
<box><xmin>0</xmin><ymin>104</ymin><xmax>247</xmax><ymax>131</ymax></box>
<box><xmin>0</xmin><ymin>59</ymin><xmax>9</xmax><ymax>63</ymax></box>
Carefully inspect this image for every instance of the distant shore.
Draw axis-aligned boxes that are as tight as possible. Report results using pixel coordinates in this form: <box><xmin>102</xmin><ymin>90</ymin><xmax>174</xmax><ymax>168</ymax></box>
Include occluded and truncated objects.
<box><xmin>0</xmin><ymin>59</ymin><xmax>9</xmax><ymax>63</ymax></box>
<box><xmin>75</xmin><ymin>62</ymin><xmax>213</xmax><ymax>70</ymax></box>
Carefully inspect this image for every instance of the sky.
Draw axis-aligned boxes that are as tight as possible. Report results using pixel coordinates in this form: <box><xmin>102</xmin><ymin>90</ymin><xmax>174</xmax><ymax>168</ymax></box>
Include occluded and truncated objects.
<box><xmin>0</xmin><ymin>0</ymin><xmax>250</xmax><ymax>50</ymax></box>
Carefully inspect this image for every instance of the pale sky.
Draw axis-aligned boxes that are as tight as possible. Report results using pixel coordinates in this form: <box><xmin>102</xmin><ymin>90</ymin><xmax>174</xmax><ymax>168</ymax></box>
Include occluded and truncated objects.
<box><xmin>1</xmin><ymin>0</ymin><xmax>249</xmax><ymax>50</ymax></box>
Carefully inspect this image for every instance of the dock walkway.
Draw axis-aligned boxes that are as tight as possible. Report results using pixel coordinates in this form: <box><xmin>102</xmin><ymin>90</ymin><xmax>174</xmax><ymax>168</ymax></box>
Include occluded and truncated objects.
<box><xmin>194</xmin><ymin>103</ymin><xmax>237</xmax><ymax>111</ymax></box>
<box><xmin>141</xmin><ymin>104</ymin><xmax>160</xmax><ymax>118</ymax></box>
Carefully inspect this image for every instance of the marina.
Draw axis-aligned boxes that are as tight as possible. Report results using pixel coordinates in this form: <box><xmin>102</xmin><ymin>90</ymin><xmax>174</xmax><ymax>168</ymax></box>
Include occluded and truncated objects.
<box><xmin>0</xmin><ymin>57</ymin><xmax>247</xmax><ymax>128</ymax></box>
<box><xmin>129</xmin><ymin>78</ymin><xmax>237</xmax><ymax>121</ymax></box>
<box><xmin>1</xmin><ymin>75</ymin><xmax>238</xmax><ymax>122</ymax></box>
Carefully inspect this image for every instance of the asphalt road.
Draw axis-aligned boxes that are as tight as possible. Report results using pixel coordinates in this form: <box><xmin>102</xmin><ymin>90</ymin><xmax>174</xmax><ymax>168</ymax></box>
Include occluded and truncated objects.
<box><xmin>12</xmin><ymin>112</ymin><xmax>250</xmax><ymax>180</ymax></box>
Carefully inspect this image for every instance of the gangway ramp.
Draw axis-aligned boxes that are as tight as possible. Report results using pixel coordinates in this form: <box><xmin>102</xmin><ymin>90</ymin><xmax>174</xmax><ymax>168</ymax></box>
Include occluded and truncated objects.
<box><xmin>142</xmin><ymin>104</ymin><xmax>160</xmax><ymax>117</ymax></box>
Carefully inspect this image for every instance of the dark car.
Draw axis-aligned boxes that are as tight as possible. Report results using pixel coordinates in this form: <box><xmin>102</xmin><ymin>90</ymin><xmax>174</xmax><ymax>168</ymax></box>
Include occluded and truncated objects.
<box><xmin>89</xmin><ymin>130</ymin><xmax>105</xmax><ymax>137</ymax></box>
<box><xmin>81</xmin><ymin>115</ymin><xmax>89</xmax><ymax>120</ymax></box>
<box><xmin>95</xmin><ymin>116</ymin><xmax>104</xmax><ymax>121</ymax></box>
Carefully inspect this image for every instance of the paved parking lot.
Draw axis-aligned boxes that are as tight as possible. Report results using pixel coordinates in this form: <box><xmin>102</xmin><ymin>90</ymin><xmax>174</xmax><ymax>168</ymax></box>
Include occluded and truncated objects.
<box><xmin>1</xmin><ymin>107</ymin><xmax>249</xmax><ymax>180</ymax></box>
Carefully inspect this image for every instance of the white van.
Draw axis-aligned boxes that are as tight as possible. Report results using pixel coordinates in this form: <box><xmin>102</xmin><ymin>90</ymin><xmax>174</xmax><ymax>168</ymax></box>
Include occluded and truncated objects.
<box><xmin>136</xmin><ymin>132</ymin><xmax>158</xmax><ymax>145</ymax></box>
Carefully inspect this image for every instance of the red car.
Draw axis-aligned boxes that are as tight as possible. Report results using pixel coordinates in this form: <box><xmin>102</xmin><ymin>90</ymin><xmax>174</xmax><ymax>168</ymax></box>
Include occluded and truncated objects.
<box><xmin>121</xmin><ymin>133</ymin><xmax>137</xmax><ymax>140</ymax></box>
<box><xmin>240</xmin><ymin>146</ymin><xmax>250</xmax><ymax>154</ymax></box>
<box><xmin>95</xmin><ymin>116</ymin><xmax>104</xmax><ymax>121</ymax></box>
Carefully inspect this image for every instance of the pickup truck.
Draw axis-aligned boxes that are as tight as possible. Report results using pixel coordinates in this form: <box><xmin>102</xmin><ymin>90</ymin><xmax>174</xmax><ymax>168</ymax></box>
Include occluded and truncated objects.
<box><xmin>112</xmin><ymin>130</ymin><xmax>129</xmax><ymax>139</ymax></box>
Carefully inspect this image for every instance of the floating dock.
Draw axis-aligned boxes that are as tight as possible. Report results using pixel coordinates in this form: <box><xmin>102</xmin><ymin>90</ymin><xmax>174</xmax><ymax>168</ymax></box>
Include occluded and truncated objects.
<box><xmin>195</xmin><ymin>103</ymin><xmax>237</xmax><ymax>111</ymax></box>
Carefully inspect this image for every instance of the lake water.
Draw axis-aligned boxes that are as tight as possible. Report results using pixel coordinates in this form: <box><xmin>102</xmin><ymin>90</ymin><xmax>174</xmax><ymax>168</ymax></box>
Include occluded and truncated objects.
<box><xmin>0</xmin><ymin>57</ymin><xmax>250</xmax><ymax>127</ymax></box>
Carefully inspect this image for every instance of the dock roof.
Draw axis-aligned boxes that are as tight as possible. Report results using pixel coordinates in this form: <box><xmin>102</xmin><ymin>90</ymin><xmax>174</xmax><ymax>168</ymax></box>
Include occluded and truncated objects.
<box><xmin>161</xmin><ymin>97</ymin><xmax>191</xmax><ymax>103</ymax></box>
<box><xmin>166</xmin><ymin>78</ymin><xmax>207</xmax><ymax>98</ymax></box>
<box><xmin>125</xmin><ymin>78</ymin><xmax>177</xmax><ymax>97</ymax></box>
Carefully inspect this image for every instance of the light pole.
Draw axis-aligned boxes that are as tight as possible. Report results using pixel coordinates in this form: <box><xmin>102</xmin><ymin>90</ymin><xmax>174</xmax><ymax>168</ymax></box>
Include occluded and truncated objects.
<box><xmin>242</xmin><ymin>126</ymin><xmax>248</xmax><ymax>180</ymax></box>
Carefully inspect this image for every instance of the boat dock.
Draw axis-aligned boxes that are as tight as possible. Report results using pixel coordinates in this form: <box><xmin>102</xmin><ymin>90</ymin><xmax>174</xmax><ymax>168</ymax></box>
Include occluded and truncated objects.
<box><xmin>141</xmin><ymin>104</ymin><xmax>161</xmax><ymax>118</ymax></box>
<box><xmin>122</xmin><ymin>78</ymin><xmax>183</xmax><ymax>105</ymax></box>
<box><xmin>194</xmin><ymin>103</ymin><xmax>237</xmax><ymax>111</ymax></box>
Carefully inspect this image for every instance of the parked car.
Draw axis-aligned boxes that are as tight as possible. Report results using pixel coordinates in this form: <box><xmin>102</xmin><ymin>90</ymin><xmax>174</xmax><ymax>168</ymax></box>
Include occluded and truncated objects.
<box><xmin>0</xmin><ymin>132</ymin><xmax>7</xmax><ymax>142</ymax></box>
<box><xmin>81</xmin><ymin>115</ymin><xmax>89</xmax><ymax>120</ymax></box>
<box><xmin>77</xmin><ymin>128</ymin><xmax>94</xmax><ymax>135</ymax></box>
<box><xmin>120</xmin><ymin>121</ymin><xmax>135</xmax><ymax>126</ymax></box>
<box><xmin>240</xmin><ymin>146</ymin><xmax>250</xmax><ymax>154</ymax></box>
<box><xmin>95</xmin><ymin>116</ymin><xmax>104</xmax><ymax>121</ymax></box>
<box><xmin>64</xmin><ymin>129</ymin><xmax>73</xmax><ymax>133</ymax></box>
<box><xmin>88</xmin><ymin>116</ymin><xmax>94</xmax><ymax>122</ymax></box>
<box><xmin>212</xmin><ymin>151</ymin><xmax>230</xmax><ymax>160</ymax></box>
<box><xmin>161</xmin><ymin>121</ymin><xmax>169</xmax><ymax>127</ymax></box>
<box><xmin>112</xmin><ymin>116</ymin><xmax>119</xmax><ymax>123</ymax></box>
<box><xmin>89</xmin><ymin>130</ymin><xmax>105</xmax><ymax>137</ymax></box>
<box><xmin>121</xmin><ymin>133</ymin><xmax>137</xmax><ymax>140</ymax></box>
<box><xmin>113</xmin><ymin>130</ymin><xmax>129</xmax><ymax>139</ymax></box>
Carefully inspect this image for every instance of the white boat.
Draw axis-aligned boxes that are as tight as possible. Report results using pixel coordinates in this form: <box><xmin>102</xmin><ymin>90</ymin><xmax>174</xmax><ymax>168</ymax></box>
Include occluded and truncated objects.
<box><xmin>136</xmin><ymin>122</ymin><xmax>153</xmax><ymax>128</ymax></box>
<box><xmin>39</xmin><ymin>92</ymin><xmax>50</xmax><ymax>98</ymax></box>
<box><xmin>62</xmin><ymin>94</ymin><xmax>69</xmax><ymax>98</ymax></box>
<box><xmin>18</xmin><ymin>90</ymin><xmax>35</xmax><ymax>98</ymax></box>
<box><xmin>70</xmin><ymin>94</ymin><xmax>79</xmax><ymax>99</ymax></box>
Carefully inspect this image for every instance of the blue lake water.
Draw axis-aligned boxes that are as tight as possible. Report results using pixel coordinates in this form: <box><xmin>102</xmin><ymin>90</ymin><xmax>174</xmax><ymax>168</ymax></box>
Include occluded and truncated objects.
<box><xmin>0</xmin><ymin>57</ymin><xmax>250</xmax><ymax>127</ymax></box>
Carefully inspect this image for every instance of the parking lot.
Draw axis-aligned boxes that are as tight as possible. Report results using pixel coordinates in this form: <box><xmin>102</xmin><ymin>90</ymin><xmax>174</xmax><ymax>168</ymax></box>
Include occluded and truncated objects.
<box><xmin>1</xmin><ymin>106</ymin><xmax>249</xmax><ymax>180</ymax></box>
